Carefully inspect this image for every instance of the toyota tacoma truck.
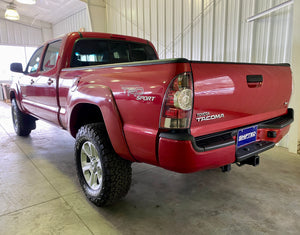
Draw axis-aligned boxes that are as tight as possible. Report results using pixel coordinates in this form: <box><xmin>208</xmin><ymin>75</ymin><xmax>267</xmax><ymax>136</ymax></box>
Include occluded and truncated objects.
<box><xmin>9</xmin><ymin>32</ymin><xmax>293</xmax><ymax>206</ymax></box>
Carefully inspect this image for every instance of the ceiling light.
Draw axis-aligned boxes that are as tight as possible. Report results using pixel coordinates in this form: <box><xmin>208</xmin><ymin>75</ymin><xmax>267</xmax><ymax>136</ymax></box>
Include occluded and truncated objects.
<box><xmin>5</xmin><ymin>3</ymin><xmax>20</xmax><ymax>21</ymax></box>
<box><xmin>16</xmin><ymin>0</ymin><xmax>37</xmax><ymax>4</ymax></box>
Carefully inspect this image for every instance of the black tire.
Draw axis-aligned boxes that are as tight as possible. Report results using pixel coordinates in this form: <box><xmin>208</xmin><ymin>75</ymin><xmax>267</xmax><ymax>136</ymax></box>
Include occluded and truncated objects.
<box><xmin>11</xmin><ymin>98</ymin><xmax>36</xmax><ymax>136</ymax></box>
<box><xmin>75</xmin><ymin>123</ymin><xmax>132</xmax><ymax>206</ymax></box>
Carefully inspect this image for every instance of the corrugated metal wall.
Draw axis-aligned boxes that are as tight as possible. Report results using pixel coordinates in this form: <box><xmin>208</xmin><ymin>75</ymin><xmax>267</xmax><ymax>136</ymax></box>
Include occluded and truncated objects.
<box><xmin>106</xmin><ymin>0</ymin><xmax>293</xmax><ymax>63</ymax></box>
<box><xmin>53</xmin><ymin>8</ymin><xmax>92</xmax><ymax>37</ymax></box>
<box><xmin>0</xmin><ymin>19</ymin><xmax>43</xmax><ymax>46</ymax></box>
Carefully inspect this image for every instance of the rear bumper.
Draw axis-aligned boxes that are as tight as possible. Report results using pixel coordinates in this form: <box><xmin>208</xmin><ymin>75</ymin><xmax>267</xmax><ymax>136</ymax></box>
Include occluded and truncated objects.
<box><xmin>158</xmin><ymin>109</ymin><xmax>293</xmax><ymax>173</ymax></box>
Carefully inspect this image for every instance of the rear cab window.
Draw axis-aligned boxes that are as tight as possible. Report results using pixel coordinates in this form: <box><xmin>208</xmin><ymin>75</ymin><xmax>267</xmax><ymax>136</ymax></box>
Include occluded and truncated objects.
<box><xmin>70</xmin><ymin>39</ymin><xmax>157</xmax><ymax>67</ymax></box>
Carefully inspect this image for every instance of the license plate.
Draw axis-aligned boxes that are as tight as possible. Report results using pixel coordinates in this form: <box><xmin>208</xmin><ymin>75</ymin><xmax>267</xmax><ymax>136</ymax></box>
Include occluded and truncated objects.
<box><xmin>236</xmin><ymin>125</ymin><xmax>258</xmax><ymax>147</ymax></box>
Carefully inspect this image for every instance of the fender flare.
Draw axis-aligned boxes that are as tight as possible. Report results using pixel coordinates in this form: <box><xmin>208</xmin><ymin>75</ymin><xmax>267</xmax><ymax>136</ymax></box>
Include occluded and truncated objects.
<box><xmin>9</xmin><ymin>85</ymin><xmax>23</xmax><ymax>111</ymax></box>
<box><xmin>68</xmin><ymin>85</ymin><xmax>135</xmax><ymax>162</ymax></box>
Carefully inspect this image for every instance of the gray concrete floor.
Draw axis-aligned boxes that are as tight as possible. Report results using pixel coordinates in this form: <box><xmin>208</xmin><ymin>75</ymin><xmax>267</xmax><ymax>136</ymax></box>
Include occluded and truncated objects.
<box><xmin>0</xmin><ymin>101</ymin><xmax>300</xmax><ymax>235</ymax></box>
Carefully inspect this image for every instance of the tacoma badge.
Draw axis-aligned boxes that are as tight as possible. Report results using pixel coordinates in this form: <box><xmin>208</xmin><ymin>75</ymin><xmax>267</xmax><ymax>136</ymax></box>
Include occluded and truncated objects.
<box><xmin>196</xmin><ymin>112</ymin><xmax>225</xmax><ymax>122</ymax></box>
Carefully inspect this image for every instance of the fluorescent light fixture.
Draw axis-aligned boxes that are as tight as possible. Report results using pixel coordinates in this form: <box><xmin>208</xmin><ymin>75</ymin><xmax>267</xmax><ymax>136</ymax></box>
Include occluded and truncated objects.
<box><xmin>5</xmin><ymin>3</ymin><xmax>20</xmax><ymax>21</ymax></box>
<box><xmin>16</xmin><ymin>0</ymin><xmax>37</xmax><ymax>4</ymax></box>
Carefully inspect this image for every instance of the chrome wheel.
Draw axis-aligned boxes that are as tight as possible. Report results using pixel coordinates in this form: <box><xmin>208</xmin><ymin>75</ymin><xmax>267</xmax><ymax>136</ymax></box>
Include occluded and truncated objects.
<box><xmin>80</xmin><ymin>141</ymin><xmax>103</xmax><ymax>190</ymax></box>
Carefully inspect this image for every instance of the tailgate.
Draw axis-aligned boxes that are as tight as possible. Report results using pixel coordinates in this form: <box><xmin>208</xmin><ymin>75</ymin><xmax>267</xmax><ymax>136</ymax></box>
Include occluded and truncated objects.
<box><xmin>190</xmin><ymin>62</ymin><xmax>292</xmax><ymax>137</ymax></box>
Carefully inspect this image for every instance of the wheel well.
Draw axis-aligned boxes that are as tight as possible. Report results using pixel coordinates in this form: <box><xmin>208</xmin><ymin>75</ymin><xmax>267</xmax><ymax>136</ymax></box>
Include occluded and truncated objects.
<box><xmin>10</xmin><ymin>91</ymin><xmax>16</xmax><ymax>100</ymax></box>
<box><xmin>70</xmin><ymin>103</ymin><xmax>104</xmax><ymax>137</ymax></box>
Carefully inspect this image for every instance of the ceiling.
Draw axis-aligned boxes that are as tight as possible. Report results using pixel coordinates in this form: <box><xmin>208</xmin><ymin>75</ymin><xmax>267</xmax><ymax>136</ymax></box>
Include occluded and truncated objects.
<box><xmin>0</xmin><ymin>0</ymin><xmax>87</xmax><ymax>24</ymax></box>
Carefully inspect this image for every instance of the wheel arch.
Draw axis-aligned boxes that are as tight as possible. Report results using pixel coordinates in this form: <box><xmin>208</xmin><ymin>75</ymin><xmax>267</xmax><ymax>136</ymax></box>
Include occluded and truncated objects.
<box><xmin>10</xmin><ymin>90</ymin><xmax>16</xmax><ymax>100</ymax></box>
<box><xmin>68</xmin><ymin>92</ymin><xmax>135</xmax><ymax>162</ymax></box>
<box><xmin>69</xmin><ymin>103</ymin><xmax>104</xmax><ymax>138</ymax></box>
<box><xmin>10</xmin><ymin>89</ymin><xmax>22</xmax><ymax>111</ymax></box>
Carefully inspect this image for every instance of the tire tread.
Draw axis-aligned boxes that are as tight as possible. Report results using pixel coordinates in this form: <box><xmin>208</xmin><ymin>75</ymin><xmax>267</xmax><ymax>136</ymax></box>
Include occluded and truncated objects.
<box><xmin>75</xmin><ymin>123</ymin><xmax>132</xmax><ymax>206</ymax></box>
<box><xmin>11</xmin><ymin>99</ymin><xmax>36</xmax><ymax>136</ymax></box>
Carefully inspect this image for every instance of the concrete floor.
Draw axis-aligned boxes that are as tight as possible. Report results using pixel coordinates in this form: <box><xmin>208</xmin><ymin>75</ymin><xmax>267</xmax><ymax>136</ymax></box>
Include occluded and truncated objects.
<box><xmin>0</xmin><ymin>101</ymin><xmax>300</xmax><ymax>235</ymax></box>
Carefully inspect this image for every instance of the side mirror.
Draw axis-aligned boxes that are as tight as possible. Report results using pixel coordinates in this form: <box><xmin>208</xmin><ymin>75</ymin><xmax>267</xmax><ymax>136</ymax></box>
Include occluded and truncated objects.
<box><xmin>10</xmin><ymin>63</ymin><xmax>23</xmax><ymax>73</ymax></box>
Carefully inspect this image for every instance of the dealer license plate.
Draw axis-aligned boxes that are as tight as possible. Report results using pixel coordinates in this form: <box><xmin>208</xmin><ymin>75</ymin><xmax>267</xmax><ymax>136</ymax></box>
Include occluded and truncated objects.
<box><xmin>236</xmin><ymin>125</ymin><xmax>258</xmax><ymax>147</ymax></box>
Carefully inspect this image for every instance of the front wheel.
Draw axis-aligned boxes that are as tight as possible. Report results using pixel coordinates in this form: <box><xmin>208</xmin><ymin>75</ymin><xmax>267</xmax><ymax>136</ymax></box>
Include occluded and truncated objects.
<box><xmin>11</xmin><ymin>99</ymin><xmax>36</xmax><ymax>136</ymax></box>
<box><xmin>75</xmin><ymin>123</ymin><xmax>132</xmax><ymax>206</ymax></box>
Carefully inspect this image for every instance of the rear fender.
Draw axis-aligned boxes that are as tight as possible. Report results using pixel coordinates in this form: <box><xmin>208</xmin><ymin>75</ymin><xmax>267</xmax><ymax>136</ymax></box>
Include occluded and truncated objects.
<box><xmin>68</xmin><ymin>85</ymin><xmax>135</xmax><ymax>161</ymax></box>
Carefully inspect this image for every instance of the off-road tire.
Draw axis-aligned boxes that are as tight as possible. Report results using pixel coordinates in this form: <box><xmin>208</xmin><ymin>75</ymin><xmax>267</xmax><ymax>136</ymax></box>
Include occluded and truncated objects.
<box><xmin>11</xmin><ymin>98</ymin><xmax>36</xmax><ymax>136</ymax></box>
<box><xmin>75</xmin><ymin>123</ymin><xmax>132</xmax><ymax>206</ymax></box>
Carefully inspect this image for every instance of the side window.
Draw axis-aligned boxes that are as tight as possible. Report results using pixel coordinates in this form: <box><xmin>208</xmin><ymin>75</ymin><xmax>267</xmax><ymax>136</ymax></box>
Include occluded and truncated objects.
<box><xmin>42</xmin><ymin>40</ymin><xmax>62</xmax><ymax>72</ymax></box>
<box><xmin>26</xmin><ymin>46</ymin><xmax>44</xmax><ymax>74</ymax></box>
<box><xmin>71</xmin><ymin>40</ymin><xmax>109</xmax><ymax>67</ymax></box>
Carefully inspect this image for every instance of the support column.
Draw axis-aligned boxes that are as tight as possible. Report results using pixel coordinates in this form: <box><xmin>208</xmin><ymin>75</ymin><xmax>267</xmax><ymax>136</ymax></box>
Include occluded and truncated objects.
<box><xmin>289</xmin><ymin>1</ymin><xmax>300</xmax><ymax>154</ymax></box>
<box><xmin>81</xmin><ymin>0</ymin><xmax>107</xmax><ymax>32</ymax></box>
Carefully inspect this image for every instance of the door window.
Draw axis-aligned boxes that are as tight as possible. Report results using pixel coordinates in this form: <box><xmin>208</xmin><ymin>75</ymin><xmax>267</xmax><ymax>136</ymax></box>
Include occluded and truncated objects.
<box><xmin>42</xmin><ymin>40</ymin><xmax>62</xmax><ymax>72</ymax></box>
<box><xmin>26</xmin><ymin>46</ymin><xmax>44</xmax><ymax>74</ymax></box>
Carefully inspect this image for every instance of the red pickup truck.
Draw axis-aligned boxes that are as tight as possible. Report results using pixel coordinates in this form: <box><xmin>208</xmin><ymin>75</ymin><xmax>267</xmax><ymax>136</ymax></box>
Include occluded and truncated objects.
<box><xmin>10</xmin><ymin>32</ymin><xmax>293</xmax><ymax>206</ymax></box>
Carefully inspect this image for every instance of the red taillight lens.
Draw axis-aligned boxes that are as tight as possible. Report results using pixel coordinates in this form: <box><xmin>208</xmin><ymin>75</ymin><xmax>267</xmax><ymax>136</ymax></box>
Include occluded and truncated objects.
<box><xmin>160</xmin><ymin>72</ymin><xmax>193</xmax><ymax>129</ymax></box>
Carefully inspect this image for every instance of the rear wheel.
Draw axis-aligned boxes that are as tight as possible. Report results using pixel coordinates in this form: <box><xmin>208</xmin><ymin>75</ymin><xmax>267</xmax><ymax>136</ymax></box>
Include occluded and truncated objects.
<box><xmin>11</xmin><ymin>99</ymin><xmax>36</xmax><ymax>136</ymax></box>
<box><xmin>75</xmin><ymin>123</ymin><xmax>132</xmax><ymax>206</ymax></box>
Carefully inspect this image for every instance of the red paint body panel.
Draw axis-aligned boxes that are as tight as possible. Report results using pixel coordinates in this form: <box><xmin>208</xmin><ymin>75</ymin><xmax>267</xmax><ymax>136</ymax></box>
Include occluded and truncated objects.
<box><xmin>59</xmin><ymin>62</ymin><xmax>191</xmax><ymax>164</ymax></box>
<box><xmin>190</xmin><ymin>63</ymin><xmax>292</xmax><ymax>137</ymax></box>
<box><xmin>158</xmin><ymin>138</ymin><xmax>236</xmax><ymax>173</ymax></box>
<box><xmin>10</xmin><ymin>32</ymin><xmax>293</xmax><ymax>174</ymax></box>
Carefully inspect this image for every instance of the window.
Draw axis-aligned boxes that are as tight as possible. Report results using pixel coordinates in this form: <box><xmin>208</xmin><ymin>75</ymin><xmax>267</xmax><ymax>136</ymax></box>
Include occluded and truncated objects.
<box><xmin>26</xmin><ymin>46</ymin><xmax>44</xmax><ymax>74</ymax></box>
<box><xmin>42</xmin><ymin>40</ymin><xmax>62</xmax><ymax>72</ymax></box>
<box><xmin>71</xmin><ymin>40</ymin><xmax>109</xmax><ymax>67</ymax></box>
<box><xmin>110</xmin><ymin>41</ymin><xmax>130</xmax><ymax>63</ymax></box>
<box><xmin>130</xmin><ymin>43</ymin><xmax>157</xmax><ymax>61</ymax></box>
<box><xmin>70</xmin><ymin>39</ymin><xmax>158</xmax><ymax>67</ymax></box>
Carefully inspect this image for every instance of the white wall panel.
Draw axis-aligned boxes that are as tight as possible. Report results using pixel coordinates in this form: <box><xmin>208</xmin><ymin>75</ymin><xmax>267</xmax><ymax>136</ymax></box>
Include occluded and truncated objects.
<box><xmin>0</xmin><ymin>19</ymin><xmax>43</xmax><ymax>46</ymax></box>
<box><xmin>202</xmin><ymin>1</ymin><xmax>214</xmax><ymax>60</ymax></box>
<box><xmin>226</xmin><ymin>0</ymin><xmax>241</xmax><ymax>61</ymax></box>
<box><xmin>132</xmin><ymin>0</ymin><xmax>138</xmax><ymax>36</ymax></box>
<box><xmin>173</xmin><ymin>0</ymin><xmax>182</xmax><ymax>58</ymax></box>
<box><xmin>52</xmin><ymin>8</ymin><xmax>91</xmax><ymax>37</ymax></box>
<box><xmin>165</xmin><ymin>0</ymin><xmax>173</xmax><ymax>58</ymax></box>
<box><xmin>106</xmin><ymin>0</ymin><xmax>293</xmax><ymax>64</ymax></box>
<box><xmin>191</xmin><ymin>0</ymin><xmax>203</xmax><ymax>60</ymax></box>
<box><xmin>182</xmin><ymin>0</ymin><xmax>192</xmax><ymax>59</ymax></box>
<box><xmin>157</xmin><ymin>0</ymin><xmax>165</xmax><ymax>58</ymax></box>
<box><xmin>137</xmin><ymin>0</ymin><xmax>144</xmax><ymax>38</ymax></box>
<box><xmin>239</xmin><ymin>0</ymin><xmax>255</xmax><ymax>62</ymax></box>
<box><xmin>214</xmin><ymin>0</ymin><xmax>226</xmax><ymax>61</ymax></box>
<box><xmin>150</xmin><ymin>0</ymin><xmax>158</xmax><ymax>53</ymax></box>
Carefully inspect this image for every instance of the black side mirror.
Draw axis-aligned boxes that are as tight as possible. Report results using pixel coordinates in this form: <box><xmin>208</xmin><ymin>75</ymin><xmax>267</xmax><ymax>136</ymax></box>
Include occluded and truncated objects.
<box><xmin>10</xmin><ymin>63</ymin><xmax>23</xmax><ymax>73</ymax></box>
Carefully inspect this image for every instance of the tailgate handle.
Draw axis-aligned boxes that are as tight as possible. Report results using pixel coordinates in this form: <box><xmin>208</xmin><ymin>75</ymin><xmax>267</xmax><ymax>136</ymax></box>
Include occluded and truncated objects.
<box><xmin>247</xmin><ymin>75</ymin><xmax>263</xmax><ymax>83</ymax></box>
<box><xmin>246</xmin><ymin>75</ymin><xmax>263</xmax><ymax>88</ymax></box>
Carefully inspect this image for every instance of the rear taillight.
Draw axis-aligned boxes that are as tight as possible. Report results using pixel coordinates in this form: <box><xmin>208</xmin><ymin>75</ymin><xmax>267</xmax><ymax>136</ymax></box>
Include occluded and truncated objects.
<box><xmin>160</xmin><ymin>72</ymin><xmax>193</xmax><ymax>129</ymax></box>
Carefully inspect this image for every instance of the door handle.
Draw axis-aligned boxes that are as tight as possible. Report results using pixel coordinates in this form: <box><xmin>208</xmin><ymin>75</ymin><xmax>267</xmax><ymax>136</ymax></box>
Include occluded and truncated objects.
<box><xmin>47</xmin><ymin>78</ymin><xmax>54</xmax><ymax>85</ymax></box>
<box><xmin>246</xmin><ymin>75</ymin><xmax>263</xmax><ymax>88</ymax></box>
<box><xmin>30</xmin><ymin>79</ymin><xmax>34</xmax><ymax>85</ymax></box>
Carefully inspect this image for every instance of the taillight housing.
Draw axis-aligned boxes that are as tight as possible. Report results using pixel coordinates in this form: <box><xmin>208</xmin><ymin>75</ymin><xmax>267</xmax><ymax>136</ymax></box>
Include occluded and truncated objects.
<box><xmin>160</xmin><ymin>72</ymin><xmax>193</xmax><ymax>129</ymax></box>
